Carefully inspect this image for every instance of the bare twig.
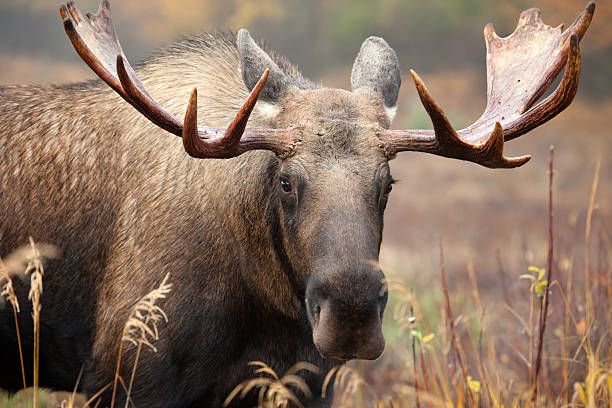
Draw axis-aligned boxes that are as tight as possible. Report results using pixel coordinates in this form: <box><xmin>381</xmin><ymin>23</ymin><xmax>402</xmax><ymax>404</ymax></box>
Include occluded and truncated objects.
<box><xmin>532</xmin><ymin>146</ymin><xmax>555</xmax><ymax>402</ymax></box>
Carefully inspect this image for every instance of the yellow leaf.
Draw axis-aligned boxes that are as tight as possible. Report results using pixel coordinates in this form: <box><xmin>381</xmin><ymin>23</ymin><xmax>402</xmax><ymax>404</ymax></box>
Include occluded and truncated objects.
<box><xmin>575</xmin><ymin>382</ymin><xmax>587</xmax><ymax>405</ymax></box>
<box><xmin>422</xmin><ymin>333</ymin><xmax>435</xmax><ymax>343</ymax></box>
<box><xmin>467</xmin><ymin>376</ymin><xmax>481</xmax><ymax>393</ymax></box>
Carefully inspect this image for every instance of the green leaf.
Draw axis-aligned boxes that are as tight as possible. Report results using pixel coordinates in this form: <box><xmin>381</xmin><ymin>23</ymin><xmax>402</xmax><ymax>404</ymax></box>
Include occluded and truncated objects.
<box><xmin>535</xmin><ymin>280</ymin><xmax>548</xmax><ymax>296</ymax></box>
<box><xmin>519</xmin><ymin>274</ymin><xmax>535</xmax><ymax>281</ymax></box>
<box><xmin>538</xmin><ymin>268</ymin><xmax>546</xmax><ymax>280</ymax></box>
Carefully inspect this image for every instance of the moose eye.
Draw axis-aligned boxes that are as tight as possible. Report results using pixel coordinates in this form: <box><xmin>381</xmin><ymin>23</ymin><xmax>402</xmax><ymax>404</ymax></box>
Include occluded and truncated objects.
<box><xmin>378</xmin><ymin>289</ymin><xmax>388</xmax><ymax>304</ymax></box>
<box><xmin>382</xmin><ymin>180</ymin><xmax>395</xmax><ymax>197</ymax></box>
<box><xmin>280</xmin><ymin>177</ymin><xmax>292</xmax><ymax>193</ymax></box>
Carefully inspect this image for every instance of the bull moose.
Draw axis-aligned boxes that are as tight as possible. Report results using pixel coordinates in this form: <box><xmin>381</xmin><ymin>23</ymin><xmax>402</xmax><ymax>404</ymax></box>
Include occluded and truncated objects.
<box><xmin>0</xmin><ymin>0</ymin><xmax>595</xmax><ymax>406</ymax></box>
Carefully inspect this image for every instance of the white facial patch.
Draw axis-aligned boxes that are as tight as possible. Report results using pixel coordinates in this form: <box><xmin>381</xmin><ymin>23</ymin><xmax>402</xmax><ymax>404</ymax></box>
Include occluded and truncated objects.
<box><xmin>385</xmin><ymin>105</ymin><xmax>397</xmax><ymax>124</ymax></box>
<box><xmin>256</xmin><ymin>101</ymin><xmax>281</xmax><ymax>122</ymax></box>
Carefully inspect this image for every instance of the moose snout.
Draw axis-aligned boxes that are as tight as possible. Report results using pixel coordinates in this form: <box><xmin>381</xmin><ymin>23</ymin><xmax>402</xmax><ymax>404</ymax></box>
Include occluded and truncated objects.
<box><xmin>306</xmin><ymin>267</ymin><xmax>387</xmax><ymax>361</ymax></box>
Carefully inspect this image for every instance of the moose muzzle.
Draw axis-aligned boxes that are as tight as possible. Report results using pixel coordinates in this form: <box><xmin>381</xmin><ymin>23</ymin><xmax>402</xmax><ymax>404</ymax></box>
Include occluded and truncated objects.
<box><xmin>306</xmin><ymin>266</ymin><xmax>387</xmax><ymax>361</ymax></box>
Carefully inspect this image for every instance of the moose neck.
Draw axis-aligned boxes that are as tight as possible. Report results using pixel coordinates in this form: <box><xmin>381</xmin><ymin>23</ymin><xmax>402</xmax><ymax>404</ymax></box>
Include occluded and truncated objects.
<box><xmin>113</xmin><ymin>45</ymin><xmax>307</xmax><ymax>321</ymax></box>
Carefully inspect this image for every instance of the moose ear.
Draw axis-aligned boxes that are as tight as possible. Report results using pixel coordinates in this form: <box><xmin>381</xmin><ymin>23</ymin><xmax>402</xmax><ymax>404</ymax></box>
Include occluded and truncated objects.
<box><xmin>237</xmin><ymin>29</ymin><xmax>291</xmax><ymax>103</ymax></box>
<box><xmin>351</xmin><ymin>37</ymin><xmax>401</xmax><ymax>123</ymax></box>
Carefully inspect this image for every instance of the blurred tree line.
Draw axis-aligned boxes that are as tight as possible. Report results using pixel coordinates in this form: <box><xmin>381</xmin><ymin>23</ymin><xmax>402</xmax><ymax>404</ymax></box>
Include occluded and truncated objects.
<box><xmin>0</xmin><ymin>0</ymin><xmax>609</xmax><ymax>99</ymax></box>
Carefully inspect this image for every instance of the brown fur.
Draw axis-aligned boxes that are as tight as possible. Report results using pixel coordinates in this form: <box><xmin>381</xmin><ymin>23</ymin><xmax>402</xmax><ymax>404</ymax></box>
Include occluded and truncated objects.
<box><xmin>0</xmin><ymin>32</ymin><xmax>393</xmax><ymax>407</ymax></box>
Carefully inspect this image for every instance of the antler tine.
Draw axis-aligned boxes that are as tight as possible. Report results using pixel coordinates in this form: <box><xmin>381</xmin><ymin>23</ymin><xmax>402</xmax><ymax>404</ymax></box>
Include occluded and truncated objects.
<box><xmin>61</xmin><ymin>0</ymin><xmax>124</xmax><ymax>99</ymax></box>
<box><xmin>62</xmin><ymin>0</ymin><xmax>183</xmax><ymax>135</ymax></box>
<box><xmin>410</xmin><ymin>70</ymin><xmax>531</xmax><ymax>168</ymax></box>
<box><xmin>183</xmin><ymin>68</ymin><xmax>301</xmax><ymax>159</ymax></box>
<box><xmin>379</xmin><ymin>71</ymin><xmax>530</xmax><ymax>168</ymax></box>
<box><xmin>182</xmin><ymin>70</ymin><xmax>274</xmax><ymax>158</ymax></box>
<box><xmin>115</xmin><ymin>55</ymin><xmax>183</xmax><ymax>135</ymax></box>
<box><xmin>62</xmin><ymin>0</ymin><xmax>301</xmax><ymax>159</ymax></box>
<box><xmin>378</xmin><ymin>1</ymin><xmax>594</xmax><ymax>169</ymax></box>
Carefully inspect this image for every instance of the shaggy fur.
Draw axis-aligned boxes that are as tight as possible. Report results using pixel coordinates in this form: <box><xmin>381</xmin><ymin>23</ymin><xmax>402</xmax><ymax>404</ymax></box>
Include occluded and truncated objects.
<box><xmin>0</xmin><ymin>31</ymin><xmax>398</xmax><ymax>407</ymax></box>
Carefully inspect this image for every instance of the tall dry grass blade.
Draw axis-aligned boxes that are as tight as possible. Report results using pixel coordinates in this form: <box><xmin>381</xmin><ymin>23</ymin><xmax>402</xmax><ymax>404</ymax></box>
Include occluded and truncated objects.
<box><xmin>439</xmin><ymin>241</ymin><xmax>474</xmax><ymax>405</ymax></box>
<box><xmin>419</xmin><ymin>348</ymin><xmax>432</xmax><ymax>405</ymax></box>
<box><xmin>465</xmin><ymin>266</ymin><xmax>496</xmax><ymax>407</ymax></box>
<box><xmin>110</xmin><ymin>343</ymin><xmax>124</xmax><ymax>408</ymax></box>
<box><xmin>466</xmin><ymin>260</ymin><xmax>496</xmax><ymax>405</ymax></box>
<box><xmin>1</xmin><ymin>240</ymin><xmax>57</xmax><ymax>408</ymax></box>
<box><xmin>60</xmin><ymin>365</ymin><xmax>84</xmax><ymax>408</ymax></box>
<box><xmin>409</xmin><ymin>301</ymin><xmax>421</xmax><ymax>408</ymax></box>
<box><xmin>108</xmin><ymin>273</ymin><xmax>171</xmax><ymax>408</ymax></box>
<box><xmin>563</xmin><ymin>253</ymin><xmax>575</xmax><ymax>405</ymax></box>
<box><xmin>427</xmin><ymin>345</ymin><xmax>449</xmax><ymax>406</ymax></box>
<box><xmin>22</xmin><ymin>237</ymin><xmax>57</xmax><ymax>408</ymax></box>
<box><xmin>526</xmin><ymin>300</ymin><xmax>538</xmax><ymax>392</ymax></box>
<box><xmin>124</xmin><ymin>273</ymin><xmax>172</xmax><ymax>408</ymax></box>
<box><xmin>496</xmin><ymin>250</ymin><xmax>511</xmax><ymax>307</ymax></box>
<box><xmin>82</xmin><ymin>382</ymin><xmax>112</xmax><ymax>408</ymax></box>
<box><xmin>0</xmin><ymin>258</ymin><xmax>29</xmax><ymax>407</ymax></box>
<box><xmin>532</xmin><ymin>146</ymin><xmax>555</xmax><ymax>402</ymax></box>
<box><xmin>584</xmin><ymin>159</ymin><xmax>601</xmax><ymax>345</ymax></box>
<box><xmin>0</xmin><ymin>257</ymin><xmax>27</xmax><ymax>404</ymax></box>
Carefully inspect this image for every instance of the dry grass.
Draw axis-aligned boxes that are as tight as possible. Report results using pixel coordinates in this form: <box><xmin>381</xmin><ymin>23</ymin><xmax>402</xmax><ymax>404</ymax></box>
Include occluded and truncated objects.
<box><xmin>0</xmin><ymin>252</ymin><xmax>172</xmax><ymax>408</ymax></box>
<box><xmin>111</xmin><ymin>273</ymin><xmax>172</xmax><ymax>408</ymax></box>
<box><xmin>0</xmin><ymin>239</ymin><xmax>58</xmax><ymax>408</ymax></box>
<box><xmin>224</xmin><ymin>362</ymin><xmax>322</xmax><ymax>408</ymax></box>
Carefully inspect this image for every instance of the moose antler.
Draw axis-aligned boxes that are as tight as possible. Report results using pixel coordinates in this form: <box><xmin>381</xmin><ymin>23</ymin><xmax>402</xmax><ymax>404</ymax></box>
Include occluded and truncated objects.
<box><xmin>60</xmin><ymin>0</ymin><xmax>300</xmax><ymax>159</ymax></box>
<box><xmin>378</xmin><ymin>2</ymin><xmax>595</xmax><ymax>168</ymax></box>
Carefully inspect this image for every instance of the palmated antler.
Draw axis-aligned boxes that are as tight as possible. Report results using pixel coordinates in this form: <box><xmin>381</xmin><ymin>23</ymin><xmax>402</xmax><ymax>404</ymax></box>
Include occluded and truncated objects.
<box><xmin>60</xmin><ymin>0</ymin><xmax>300</xmax><ymax>159</ymax></box>
<box><xmin>378</xmin><ymin>2</ymin><xmax>595</xmax><ymax>168</ymax></box>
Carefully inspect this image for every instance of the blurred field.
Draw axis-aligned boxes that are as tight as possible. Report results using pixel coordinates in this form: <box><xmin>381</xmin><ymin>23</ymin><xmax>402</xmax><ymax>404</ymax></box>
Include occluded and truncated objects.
<box><xmin>0</xmin><ymin>0</ymin><xmax>610</xmax><ymax>406</ymax></box>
